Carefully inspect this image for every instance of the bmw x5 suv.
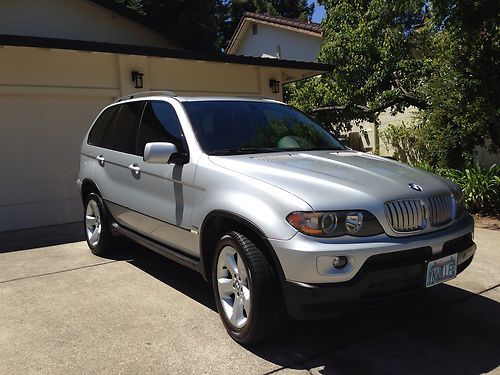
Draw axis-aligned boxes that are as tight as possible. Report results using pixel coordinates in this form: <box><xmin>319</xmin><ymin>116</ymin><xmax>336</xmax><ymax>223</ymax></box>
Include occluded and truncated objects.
<box><xmin>78</xmin><ymin>91</ymin><xmax>476</xmax><ymax>344</ymax></box>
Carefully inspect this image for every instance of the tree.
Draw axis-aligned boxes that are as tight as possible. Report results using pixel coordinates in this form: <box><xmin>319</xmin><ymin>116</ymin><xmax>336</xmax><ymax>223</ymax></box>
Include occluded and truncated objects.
<box><xmin>116</xmin><ymin>0</ymin><xmax>314</xmax><ymax>51</ymax></box>
<box><xmin>288</xmin><ymin>0</ymin><xmax>499</xmax><ymax>168</ymax></box>
<box><xmin>117</xmin><ymin>0</ymin><xmax>224</xmax><ymax>50</ymax></box>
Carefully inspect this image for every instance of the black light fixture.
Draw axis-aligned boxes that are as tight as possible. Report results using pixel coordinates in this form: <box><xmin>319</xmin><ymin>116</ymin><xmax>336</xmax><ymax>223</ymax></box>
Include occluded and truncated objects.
<box><xmin>269</xmin><ymin>79</ymin><xmax>280</xmax><ymax>94</ymax></box>
<box><xmin>131</xmin><ymin>71</ymin><xmax>144</xmax><ymax>89</ymax></box>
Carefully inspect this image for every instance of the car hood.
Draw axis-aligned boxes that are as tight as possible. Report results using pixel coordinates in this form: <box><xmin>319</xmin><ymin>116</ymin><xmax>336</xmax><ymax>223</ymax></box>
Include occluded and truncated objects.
<box><xmin>208</xmin><ymin>150</ymin><xmax>455</xmax><ymax>211</ymax></box>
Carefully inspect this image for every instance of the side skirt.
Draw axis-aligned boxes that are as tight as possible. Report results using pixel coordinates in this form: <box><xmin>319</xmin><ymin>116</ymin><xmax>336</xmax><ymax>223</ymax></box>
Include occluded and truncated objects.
<box><xmin>110</xmin><ymin>222</ymin><xmax>204</xmax><ymax>275</ymax></box>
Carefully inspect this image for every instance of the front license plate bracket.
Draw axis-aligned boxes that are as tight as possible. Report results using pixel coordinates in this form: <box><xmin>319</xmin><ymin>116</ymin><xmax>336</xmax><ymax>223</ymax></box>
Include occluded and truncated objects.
<box><xmin>425</xmin><ymin>253</ymin><xmax>458</xmax><ymax>288</ymax></box>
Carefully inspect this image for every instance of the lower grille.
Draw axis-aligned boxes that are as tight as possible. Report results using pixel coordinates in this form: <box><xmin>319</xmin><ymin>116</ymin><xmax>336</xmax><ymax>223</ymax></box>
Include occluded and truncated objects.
<box><xmin>385</xmin><ymin>199</ymin><xmax>426</xmax><ymax>232</ymax></box>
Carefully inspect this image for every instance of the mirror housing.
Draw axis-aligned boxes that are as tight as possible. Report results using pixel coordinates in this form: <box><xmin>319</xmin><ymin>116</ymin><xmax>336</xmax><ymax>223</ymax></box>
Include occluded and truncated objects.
<box><xmin>143</xmin><ymin>142</ymin><xmax>178</xmax><ymax>164</ymax></box>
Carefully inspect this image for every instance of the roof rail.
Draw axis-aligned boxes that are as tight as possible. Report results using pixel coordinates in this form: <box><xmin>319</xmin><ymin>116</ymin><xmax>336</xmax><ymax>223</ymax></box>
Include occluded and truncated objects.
<box><xmin>114</xmin><ymin>91</ymin><xmax>176</xmax><ymax>103</ymax></box>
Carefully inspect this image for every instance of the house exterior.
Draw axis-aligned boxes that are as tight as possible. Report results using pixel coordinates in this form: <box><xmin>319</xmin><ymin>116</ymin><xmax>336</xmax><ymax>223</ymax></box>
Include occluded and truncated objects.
<box><xmin>225</xmin><ymin>12</ymin><xmax>324</xmax><ymax>62</ymax></box>
<box><xmin>0</xmin><ymin>0</ymin><xmax>331</xmax><ymax>232</ymax></box>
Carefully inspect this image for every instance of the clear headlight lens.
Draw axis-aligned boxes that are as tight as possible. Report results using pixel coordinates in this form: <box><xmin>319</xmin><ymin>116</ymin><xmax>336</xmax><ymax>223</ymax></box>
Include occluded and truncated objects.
<box><xmin>286</xmin><ymin>210</ymin><xmax>383</xmax><ymax>237</ymax></box>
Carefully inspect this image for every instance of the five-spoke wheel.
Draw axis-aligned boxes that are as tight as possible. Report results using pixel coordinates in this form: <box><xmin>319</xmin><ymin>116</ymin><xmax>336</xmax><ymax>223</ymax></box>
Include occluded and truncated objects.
<box><xmin>212</xmin><ymin>231</ymin><xmax>287</xmax><ymax>344</ymax></box>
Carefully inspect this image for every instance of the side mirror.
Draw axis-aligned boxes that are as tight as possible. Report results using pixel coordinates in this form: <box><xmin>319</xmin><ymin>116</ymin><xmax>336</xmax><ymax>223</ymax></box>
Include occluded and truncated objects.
<box><xmin>143</xmin><ymin>142</ymin><xmax>178</xmax><ymax>164</ymax></box>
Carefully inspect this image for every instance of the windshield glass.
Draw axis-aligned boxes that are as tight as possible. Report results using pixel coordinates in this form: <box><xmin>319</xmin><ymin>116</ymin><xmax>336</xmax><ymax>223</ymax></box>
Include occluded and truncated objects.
<box><xmin>182</xmin><ymin>101</ymin><xmax>346</xmax><ymax>155</ymax></box>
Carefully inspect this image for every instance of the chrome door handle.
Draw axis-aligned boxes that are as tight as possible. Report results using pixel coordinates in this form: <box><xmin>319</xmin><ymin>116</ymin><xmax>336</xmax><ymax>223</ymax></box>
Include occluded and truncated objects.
<box><xmin>128</xmin><ymin>164</ymin><xmax>141</xmax><ymax>173</ymax></box>
<box><xmin>96</xmin><ymin>155</ymin><xmax>105</xmax><ymax>166</ymax></box>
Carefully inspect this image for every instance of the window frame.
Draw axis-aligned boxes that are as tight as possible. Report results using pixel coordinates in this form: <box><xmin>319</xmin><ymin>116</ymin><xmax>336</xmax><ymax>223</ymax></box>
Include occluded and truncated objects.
<box><xmin>135</xmin><ymin>100</ymin><xmax>189</xmax><ymax>158</ymax></box>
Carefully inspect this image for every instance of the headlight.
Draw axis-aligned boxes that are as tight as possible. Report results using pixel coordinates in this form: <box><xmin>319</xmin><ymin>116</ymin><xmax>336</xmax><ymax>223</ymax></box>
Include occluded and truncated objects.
<box><xmin>286</xmin><ymin>210</ymin><xmax>383</xmax><ymax>237</ymax></box>
<box><xmin>452</xmin><ymin>187</ymin><xmax>466</xmax><ymax>218</ymax></box>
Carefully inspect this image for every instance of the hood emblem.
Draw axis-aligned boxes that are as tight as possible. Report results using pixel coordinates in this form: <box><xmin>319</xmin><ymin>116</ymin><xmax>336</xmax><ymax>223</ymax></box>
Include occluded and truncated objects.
<box><xmin>409</xmin><ymin>183</ymin><xmax>423</xmax><ymax>192</ymax></box>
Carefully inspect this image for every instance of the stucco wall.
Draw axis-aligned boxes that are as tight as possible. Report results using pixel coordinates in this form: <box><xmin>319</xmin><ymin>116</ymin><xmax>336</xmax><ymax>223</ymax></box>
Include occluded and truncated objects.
<box><xmin>235</xmin><ymin>23</ymin><xmax>323</xmax><ymax>62</ymax></box>
<box><xmin>0</xmin><ymin>0</ymin><xmax>175</xmax><ymax>48</ymax></box>
<box><xmin>0</xmin><ymin>46</ymin><xmax>283</xmax><ymax>231</ymax></box>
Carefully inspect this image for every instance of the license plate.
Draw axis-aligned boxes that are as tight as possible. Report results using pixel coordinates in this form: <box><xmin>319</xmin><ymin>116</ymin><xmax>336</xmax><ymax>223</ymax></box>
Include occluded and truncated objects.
<box><xmin>425</xmin><ymin>253</ymin><xmax>458</xmax><ymax>288</ymax></box>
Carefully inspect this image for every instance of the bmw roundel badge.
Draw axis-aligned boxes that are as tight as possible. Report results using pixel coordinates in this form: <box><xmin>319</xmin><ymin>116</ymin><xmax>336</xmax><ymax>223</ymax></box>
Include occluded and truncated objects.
<box><xmin>409</xmin><ymin>183</ymin><xmax>423</xmax><ymax>192</ymax></box>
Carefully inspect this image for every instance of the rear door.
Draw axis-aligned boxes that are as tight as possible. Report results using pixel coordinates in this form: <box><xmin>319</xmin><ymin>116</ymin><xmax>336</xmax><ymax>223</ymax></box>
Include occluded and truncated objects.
<box><xmin>89</xmin><ymin>101</ymin><xmax>145</xmax><ymax>218</ymax></box>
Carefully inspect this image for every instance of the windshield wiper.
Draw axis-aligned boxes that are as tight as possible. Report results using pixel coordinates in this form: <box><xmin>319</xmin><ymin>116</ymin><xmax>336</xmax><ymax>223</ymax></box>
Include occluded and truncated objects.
<box><xmin>208</xmin><ymin>148</ymin><xmax>285</xmax><ymax>156</ymax></box>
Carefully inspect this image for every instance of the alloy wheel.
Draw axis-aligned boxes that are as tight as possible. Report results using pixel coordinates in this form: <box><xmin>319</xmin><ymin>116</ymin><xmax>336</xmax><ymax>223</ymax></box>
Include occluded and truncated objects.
<box><xmin>85</xmin><ymin>199</ymin><xmax>102</xmax><ymax>246</ymax></box>
<box><xmin>216</xmin><ymin>245</ymin><xmax>251</xmax><ymax>328</ymax></box>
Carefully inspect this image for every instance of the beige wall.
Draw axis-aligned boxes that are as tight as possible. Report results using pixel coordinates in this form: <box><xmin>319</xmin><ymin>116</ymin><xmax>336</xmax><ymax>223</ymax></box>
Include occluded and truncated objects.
<box><xmin>0</xmin><ymin>0</ymin><xmax>175</xmax><ymax>48</ymax></box>
<box><xmin>230</xmin><ymin>22</ymin><xmax>323</xmax><ymax>63</ymax></box>
<box><xmin>0</xmin><ymin>46</ymin><xmax>287</xmax><ymax>231</ymax></box>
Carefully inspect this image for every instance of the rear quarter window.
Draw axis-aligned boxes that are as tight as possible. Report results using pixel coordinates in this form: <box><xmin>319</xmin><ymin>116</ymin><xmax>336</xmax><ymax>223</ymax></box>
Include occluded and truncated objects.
<box><xmin>88</xmin><ymin>106</ymin><xmax>119</xmax><ymax>147</ymax></box>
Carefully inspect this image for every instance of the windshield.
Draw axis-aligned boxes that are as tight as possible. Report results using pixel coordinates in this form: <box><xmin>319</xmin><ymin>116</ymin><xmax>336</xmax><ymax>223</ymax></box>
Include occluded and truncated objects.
<box><xmin>182</xmin><ymin>101</ymin><xmax>346</xmax><ymax>155</ymax></box>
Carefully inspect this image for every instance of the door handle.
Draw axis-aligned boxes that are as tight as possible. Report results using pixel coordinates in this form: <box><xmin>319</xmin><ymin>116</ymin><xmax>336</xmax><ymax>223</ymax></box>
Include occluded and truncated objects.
<box><xmin>128</xmin><ymin>164</ymin><xmax>141</xmax><ymax>174</ymax></box>
<box><xmin>96</xmin><ymin>155</ymin><xmax>105</xmax><ymax>166</ymax></box>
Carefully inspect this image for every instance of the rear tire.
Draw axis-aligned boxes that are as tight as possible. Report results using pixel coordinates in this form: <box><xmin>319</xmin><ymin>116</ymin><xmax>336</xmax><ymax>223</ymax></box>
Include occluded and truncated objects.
<box><xmin>84</xmin><ymin>193</ymin><xmax>118</xmax><ymax>255</ymax></box>
<box><xmin>212</xmin><ymin>231</ymin><xmax>288</xmax><ymax>344</ymax></box>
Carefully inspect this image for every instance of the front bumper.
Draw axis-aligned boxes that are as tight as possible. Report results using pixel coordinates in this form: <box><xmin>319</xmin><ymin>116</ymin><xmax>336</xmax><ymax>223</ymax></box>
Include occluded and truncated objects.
<box><xmin>282</xmin><ymin>235</ymin><xmax>475</xmax><ymax>320</ymax></box>
<box><xmin>268</xmin><ymin>215</ymin><xmax>476</xmax><ymax>320</ymax></box>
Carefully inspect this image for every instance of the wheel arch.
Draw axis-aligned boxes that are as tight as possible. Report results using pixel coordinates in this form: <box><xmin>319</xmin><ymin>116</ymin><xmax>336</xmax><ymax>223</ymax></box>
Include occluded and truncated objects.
<box><xmin>199</xmin><ymin>210</ymin><xmax>285</xmax><ymax>283</ymax></box>
<box><xmin>81</xmin><ymin>179</ymin><xmax>101</xmax><ymax>204</ymax></box>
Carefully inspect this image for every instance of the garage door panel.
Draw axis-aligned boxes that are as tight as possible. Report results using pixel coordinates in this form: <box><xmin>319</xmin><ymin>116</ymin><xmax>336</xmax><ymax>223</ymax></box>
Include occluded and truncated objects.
<box><xmin>0</xmin><ymin>198</ymin><xmax>82</xmax><ymax>232</ymax></box>
<box><xmin>0</xmin><ymin>95</ymin><xmax>112</xmax><ymax>231</ymax></box>
<box><xmin>0</xmin><ymin>179</ymin><xmax>80</xmax><ymax>206</ymax></box>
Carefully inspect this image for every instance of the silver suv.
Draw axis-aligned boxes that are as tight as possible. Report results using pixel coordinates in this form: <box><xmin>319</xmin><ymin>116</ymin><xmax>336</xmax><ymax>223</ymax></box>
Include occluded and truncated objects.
<box><xmin>78</xmin><ymin>91</ymin><xmax>476</xmax><ymax>344</ymax></box>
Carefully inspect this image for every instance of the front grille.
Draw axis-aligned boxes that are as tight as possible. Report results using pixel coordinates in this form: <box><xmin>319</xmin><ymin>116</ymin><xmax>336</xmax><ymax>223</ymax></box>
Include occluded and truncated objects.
<box><xmin>428</xmin><ymin>193</ymin><xmax>453</xmax><ymax>227</ymax></box>
<box><xmin>385</xmin><ymin>199</ymin><xmax>426</xmax><ymax>232</ymax></box>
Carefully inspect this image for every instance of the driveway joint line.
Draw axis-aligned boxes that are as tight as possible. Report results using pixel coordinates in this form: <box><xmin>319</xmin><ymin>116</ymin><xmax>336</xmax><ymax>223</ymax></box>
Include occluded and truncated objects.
<box><xmin>0</xmin><ymin>260</ymin><xmax>123</xmax><ymax>284</ymax></box>
<box><xmin>265</xmin><ymin>283</ymin><xmax>500</xmax><ymax>374</ymax></box>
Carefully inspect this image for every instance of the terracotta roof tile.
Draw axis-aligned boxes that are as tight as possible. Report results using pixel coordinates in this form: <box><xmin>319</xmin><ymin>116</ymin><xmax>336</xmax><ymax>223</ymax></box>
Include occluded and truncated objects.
<box><xmin>243</xmin><ymin>12</ymin><xmax>323</xmax><ymax>34</ymax></box>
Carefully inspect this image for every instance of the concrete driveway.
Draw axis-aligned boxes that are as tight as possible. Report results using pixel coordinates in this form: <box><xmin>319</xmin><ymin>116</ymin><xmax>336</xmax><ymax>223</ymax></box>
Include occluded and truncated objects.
<box><xmin>1</xmin><ymin>223</ymin><xmax>499</xmax><ymax>374</ymax></box>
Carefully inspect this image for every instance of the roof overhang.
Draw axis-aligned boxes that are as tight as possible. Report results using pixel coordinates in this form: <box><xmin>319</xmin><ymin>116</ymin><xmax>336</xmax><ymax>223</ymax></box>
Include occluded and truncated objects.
<box><xmin>0</xmin><ymin>34</ymin><xmax>331</xmax><ymax>83</ymax></box>
<box><xmin>226</xmin><ymin>13</ymin><xmax>323</xmax><ymax>55</ymax></box>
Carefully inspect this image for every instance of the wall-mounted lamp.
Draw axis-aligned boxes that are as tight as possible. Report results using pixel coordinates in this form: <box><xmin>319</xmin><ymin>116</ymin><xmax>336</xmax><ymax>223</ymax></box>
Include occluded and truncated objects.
<box><xmin>131</xmin><ymin>71</ymin><xmax>144</xmax><ymax>89</ymax></box>
<box><xmin>269</xmin><ymin>79</ymin><xmax>280</xmax><ymax>94</ymax></box>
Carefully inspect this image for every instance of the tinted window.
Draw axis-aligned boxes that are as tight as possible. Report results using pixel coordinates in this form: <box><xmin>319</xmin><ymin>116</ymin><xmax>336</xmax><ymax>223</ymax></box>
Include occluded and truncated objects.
<box><xmin>183</xmin><ymin>101</ymin><xmax>345</xmax><ymax>154</ymax></box>
<box><xmin>88</xmin><ymin>106</ymin><xmax>119</xmax><ymax>146</ymax></box>
<box><xmin>136</xmin><ymin>101</ymin><xmax>184</xmax><ymax>156</ymax></box>
<box><xmin>102</xmin><ymin>102</ymin><xmax>144</xmax><ymax>154</ymax></box>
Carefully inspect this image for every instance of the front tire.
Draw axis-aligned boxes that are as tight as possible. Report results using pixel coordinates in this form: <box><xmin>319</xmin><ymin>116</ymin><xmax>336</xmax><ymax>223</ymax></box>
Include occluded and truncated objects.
<box><xmin>212</xmin><ymin>231</ymin><xmax>287</xmax><ymax>344</ymax></box>
<box><xmin>84</xmin><ymin>193</ymin><xmax>117</xmax><ymax>255</ymax></box>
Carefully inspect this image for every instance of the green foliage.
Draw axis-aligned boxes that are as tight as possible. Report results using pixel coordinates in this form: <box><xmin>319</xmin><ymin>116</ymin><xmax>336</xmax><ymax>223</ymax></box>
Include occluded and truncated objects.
<box><xmin>288</xmin><ymin>0</ymin><xmax>500</xmax><ymax>169</ymax></box>
<box><xmin>416</xmin><ymin>163</ymin><xmax>500</xmax><ymax>215</ymax></box>
<box><xmin>380</xmin><ymin>121</ymin><xmax>424</xmax><ymax>165</ymax></box>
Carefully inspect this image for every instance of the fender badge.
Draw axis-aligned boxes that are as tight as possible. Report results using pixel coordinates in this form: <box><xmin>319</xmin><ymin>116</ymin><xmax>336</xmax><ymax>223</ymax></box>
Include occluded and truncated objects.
<box><xmin>409</xmin><ymin>183</ymin><xmax>423</xmax><ymax>192</ymax></box>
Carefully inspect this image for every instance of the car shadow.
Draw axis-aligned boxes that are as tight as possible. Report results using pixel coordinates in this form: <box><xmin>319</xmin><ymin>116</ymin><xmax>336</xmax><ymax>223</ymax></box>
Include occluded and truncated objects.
<box><xmin>105</xmin><ymin>239</ymin><xmax>217</xmax><ymax>311</ymax></box>
<box><xmin>0</xmin><ymin>222</ymin><xmax>85</xmax><ymax>253</ymax></box>
<box><xmin>115</xmin><ymin>243</ymin><xmax>500</xmax><ymax>374</ymax></box>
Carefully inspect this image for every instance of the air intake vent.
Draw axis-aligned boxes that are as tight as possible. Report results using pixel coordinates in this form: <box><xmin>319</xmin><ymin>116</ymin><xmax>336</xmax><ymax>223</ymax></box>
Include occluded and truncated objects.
<box><xmin>385</xmin><ymin>199</ymin><xmax>426</xmax><ymax>233</ymax></box>
<box><xmin>428</xmin><ymin>193</ymin><xmax>453</xmax><ymax>227</ymax></box>
<box><xmin>252</xmin><ymin>154</ymin><xmax>304</xmax><ymax>161</ymax></box>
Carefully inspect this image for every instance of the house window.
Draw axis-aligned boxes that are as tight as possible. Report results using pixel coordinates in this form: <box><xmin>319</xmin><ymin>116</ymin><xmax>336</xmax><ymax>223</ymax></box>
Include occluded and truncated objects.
<box><xmin>252</xmin><ymin>23</ymin><xmax>258</xmax><ymax>35</ymax></box>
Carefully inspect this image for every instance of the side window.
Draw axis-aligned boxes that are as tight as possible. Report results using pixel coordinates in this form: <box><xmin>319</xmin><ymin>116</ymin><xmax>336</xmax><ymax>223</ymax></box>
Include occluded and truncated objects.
<box><xmin>102</xmin><ymin>101</ymin><xmax>144</xmax><ymax>154</ymax></box>
<box><xmin>88</xmin><ymin>106</ymin><xmax>119</xmax><ymax>147</ymax></box>
<box><xmin>136</xmin><ymin>101</ymin><xmax>185</xmax><ymax>156</ymax></box>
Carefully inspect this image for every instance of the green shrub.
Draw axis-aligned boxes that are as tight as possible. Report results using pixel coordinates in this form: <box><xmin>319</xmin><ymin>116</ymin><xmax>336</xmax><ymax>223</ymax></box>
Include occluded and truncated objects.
<box><xmin>416</xmin><ymin>164</ymin><xmax>500</xmax><ymax>215</ymax></box>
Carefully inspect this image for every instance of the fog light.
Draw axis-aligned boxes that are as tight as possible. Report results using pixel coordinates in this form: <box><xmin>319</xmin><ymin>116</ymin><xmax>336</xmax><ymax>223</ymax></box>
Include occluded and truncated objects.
<box><xmin>332</xmin><ymin>256</ymin><xmax>348</xmax><ymax>268</ymax></box>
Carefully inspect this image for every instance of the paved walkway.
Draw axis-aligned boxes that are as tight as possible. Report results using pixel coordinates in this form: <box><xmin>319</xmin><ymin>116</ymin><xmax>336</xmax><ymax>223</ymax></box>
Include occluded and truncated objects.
<box><xmin>0</xmin><ymin>225</ymin><xmax>498</xmax><ymax>374</ymax></box>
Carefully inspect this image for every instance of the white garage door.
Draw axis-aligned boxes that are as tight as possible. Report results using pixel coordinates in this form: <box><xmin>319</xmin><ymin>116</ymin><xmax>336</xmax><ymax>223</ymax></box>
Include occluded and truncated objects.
<box><xmin>0</xmin><ymin>95</ymin><xmax>112</xmax><ymax>232</ymax></box>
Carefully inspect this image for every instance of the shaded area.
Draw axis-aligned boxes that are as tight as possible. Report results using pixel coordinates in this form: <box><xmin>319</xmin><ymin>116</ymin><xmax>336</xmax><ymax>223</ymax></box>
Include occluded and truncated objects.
<box><xmin>265</xmin><ymin>285</ymin><xmax>500</xmax><ymax>374</ymax></box>
<box><xmin>1</xmin><ymin>224</ymin><xmax>497</xmax><ymax>374</ymax></box>
<box><xmin>0</xmin><ymin>222</ymin><xmax>84</xmax><ymax>253</ymax></box>
<box><xmin>115</xmin><ymin>242</ymin><xmax>500</xmax><ymax>374</ymax></box>
<box><xmin>104</xmin><ymin>239</ymin><xmax>217</xmax><ymax>312</ymax></box>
